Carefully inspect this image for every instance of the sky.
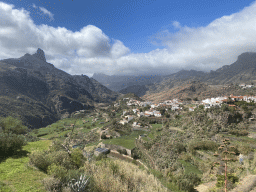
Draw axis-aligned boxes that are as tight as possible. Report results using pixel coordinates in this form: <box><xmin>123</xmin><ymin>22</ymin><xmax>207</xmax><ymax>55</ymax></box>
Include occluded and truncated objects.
<box><xmin>0</xmin><ymin>0</ymin><xmax>256</xmax><ymax>77</ymax></box>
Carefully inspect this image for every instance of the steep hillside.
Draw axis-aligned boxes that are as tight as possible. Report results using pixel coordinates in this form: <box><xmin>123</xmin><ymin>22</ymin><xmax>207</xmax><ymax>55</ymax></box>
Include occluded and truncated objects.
<box><xmin>0</xmin><ymin>48</ymin><xmax>120</xmax><ymax>129</ymax></box>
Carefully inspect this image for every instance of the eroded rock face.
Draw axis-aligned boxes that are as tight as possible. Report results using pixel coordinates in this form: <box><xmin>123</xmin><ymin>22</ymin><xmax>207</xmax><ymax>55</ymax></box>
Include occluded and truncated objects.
<box><xmin>0</xmin><ymin>48</ymin><xmax>120</xmax><ymax>129</ymax></box>
<box><xmin>32</xmin><ymin>48</ymin><xmax>46</xmax><ymax>62</ymax></box>
<box><xmin>51</xmin><ymin>95</ymin><xmax>94</xmax><ymax>119</ymax></box>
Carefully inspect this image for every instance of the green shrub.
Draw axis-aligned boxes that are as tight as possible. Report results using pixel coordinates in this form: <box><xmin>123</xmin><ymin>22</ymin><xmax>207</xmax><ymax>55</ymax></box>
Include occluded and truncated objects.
<box><xmin>29</xmin><ymin>151</ymin><xmax>51</xmax><ymax>173</ymax></box>
<box><xmin>71</xmin><ymin>148</ymin><xmax>86</xmax><ymax>168</ymax></box>
<box><xmin>66</xmin><ymin>168</ymin><xmax>86</xmax><ymax>183</ymax></box>
<box><xmin>176</xmin><ymin>172</ymin><xmax>201</xmax><ymax>191</ymax></box>
<box><xmin>0</xmin><ymin>116</ymin><xmax>28</xmax><ymax>135</ymax></box>
<box><xmin>49</xmin><ymin>140</ymin><xmax>65</xmax><ymax>152</ymax></box>
<box><xmin>0</xmin><ymin>132</ymin><xmax>27</xmax><ymax>157</ymax></box>
<box><xmin>173</xmin><ymin>142</ymin><xmax>186</xmax><ymax>154</ymax></box>
<box><xmin>48</xmin><ymin>151</ymin><xmax>75</xmax><ymax>170</ymax></box>
<box><xmin>216</xmin><ymin>174</ymin><xmax>238</xmax><ymax>189</ymax></box>
<box><xmin>42</xmin><ymin>177</ymin><xmax>63</xmax><ymax>192</ymax></box>
<box><xmin>188</xmin><ymin>140</ymin><xmax>218</xmax><ymax>152</ymax></box>
<box><xmin>131</xmin><ymin>147</ymin><xmax>142</xmax><ymax>159</ymax></box>
<box><xmin>47</xmin><ymin>164</ymin><xmax>68</xmax><ymax>182</ymax></box>
<box><xmin>229</xmin><ymin>129</ymin><xmax>249</xmax><ymax>136</ymax></box>
<box><xmin>101</xmin><ymin>133</ymin><xmax>107</xmax><ymax>139</ymax></box>
<box><xmin>24</xmin><ymin>134</ymin><xmax>40</xmax><ymax>142</ymax></box>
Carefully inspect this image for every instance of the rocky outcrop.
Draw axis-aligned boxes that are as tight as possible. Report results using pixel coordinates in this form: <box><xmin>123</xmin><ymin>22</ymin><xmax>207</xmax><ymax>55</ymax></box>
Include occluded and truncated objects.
<box><xmin>0</xmin><ymin>48</ymin><xmax>120</xmax><ymax>129</ymax></box>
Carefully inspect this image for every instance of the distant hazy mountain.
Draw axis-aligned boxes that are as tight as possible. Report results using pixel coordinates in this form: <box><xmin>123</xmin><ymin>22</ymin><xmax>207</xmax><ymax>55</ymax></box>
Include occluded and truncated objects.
<box><xmin>91</xmin><ymin>73</ymin><xmax>165</xmax><ymax>92</ymax></box>
<box><xmin>0</xmin><ymin>48</ymin><xmax>120</xmax><ymax>129</ymax></box>
<box><xmin>141</xmin><ymin>52</ymin><xmax>256</xmax><ymax>102</ymax></box>
<box><xmin>200</xmin><ymin>52</ymin><xmax>256</xmax><ymax>84</ymax></box>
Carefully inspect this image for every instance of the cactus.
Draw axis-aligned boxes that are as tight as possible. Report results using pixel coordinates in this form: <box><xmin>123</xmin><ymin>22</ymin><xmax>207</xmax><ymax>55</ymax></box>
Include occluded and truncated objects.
<box><xmin>68</xmin><ymin>174</ymin><xmax>90</xmax><ymax>192</ymax></box>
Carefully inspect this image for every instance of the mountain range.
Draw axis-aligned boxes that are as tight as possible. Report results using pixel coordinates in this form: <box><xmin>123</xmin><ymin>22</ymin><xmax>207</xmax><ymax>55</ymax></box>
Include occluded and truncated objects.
<box><xmin>0</xmin><ymin>48</ymin><xmax>121</xmax><ymax>129</ymax></box>
<box><xmin>1</xmin><ymin>49</ymin><xmax>256</xmax><ymax>129</ymax></box>
<box><xmin>92</xmin><ymin>52</ymin><xmax>256</xmax><ymax>102</ymax></box>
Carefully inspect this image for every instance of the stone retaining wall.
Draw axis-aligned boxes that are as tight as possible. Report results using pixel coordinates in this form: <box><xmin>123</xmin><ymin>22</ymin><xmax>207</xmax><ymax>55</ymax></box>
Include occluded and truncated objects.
<box><xmin>100</xmin><ymin>143</ymin><xmax>133</xmax><ymax>156</ymax></box>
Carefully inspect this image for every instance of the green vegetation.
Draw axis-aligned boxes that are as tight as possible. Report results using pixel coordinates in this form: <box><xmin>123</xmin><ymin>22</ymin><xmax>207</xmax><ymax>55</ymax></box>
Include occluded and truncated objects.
<box><xmin>0</xmin><ymin>140</ymin><xmax>52</xmax><ymax>192</ymax></box>
<box><xmin>103</xmin><ymin>131</ymin><xmax>145</xmax><ymax>149</ymax></box>
<box><xmin>178</xmin><ymin>160</ymin><xmax>203</xmax><ymax>175</ymax></box>
<box><xmin>2</xmin><ymin>95</ymin><xmax>256</xmax><ymax>191</ymax></box>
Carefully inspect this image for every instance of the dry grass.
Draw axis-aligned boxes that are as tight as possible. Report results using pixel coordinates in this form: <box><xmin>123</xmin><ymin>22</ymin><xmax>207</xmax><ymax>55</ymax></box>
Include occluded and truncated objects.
<box><xmin>82</xmin><ymin>158</ymin><xmax>168</xmax><ymax>192</ymax></box>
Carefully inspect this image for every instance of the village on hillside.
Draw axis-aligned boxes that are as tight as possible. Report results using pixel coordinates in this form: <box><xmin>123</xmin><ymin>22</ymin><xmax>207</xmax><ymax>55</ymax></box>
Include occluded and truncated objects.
<box><xmin>110</xmin><ymin>93</ymin><xmax>256</xmax><ymax>126</ymax></box>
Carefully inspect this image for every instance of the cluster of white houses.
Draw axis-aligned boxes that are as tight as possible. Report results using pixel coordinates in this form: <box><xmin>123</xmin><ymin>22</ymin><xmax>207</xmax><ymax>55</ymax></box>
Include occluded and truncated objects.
<box><xmin>199</xmin><ymin>94</ymin><xmax>256</xmax><ymax>109</ymax></box>
<box><xmin>114</xmin><ymin>94</ymin><xmax>256</xmax><ymax>120</ymax></box>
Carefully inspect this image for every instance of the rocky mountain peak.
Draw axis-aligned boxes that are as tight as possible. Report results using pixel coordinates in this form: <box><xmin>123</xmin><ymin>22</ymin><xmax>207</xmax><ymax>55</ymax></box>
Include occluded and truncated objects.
<box><xmin>32</xmin><ymin>48</ymin><xmax>46</xmax><ymax>62</ymax></box>
<box><xmin>237</xmin><ymin>52</ymin><xmax>256</xmax><ymax>62</ymax></box>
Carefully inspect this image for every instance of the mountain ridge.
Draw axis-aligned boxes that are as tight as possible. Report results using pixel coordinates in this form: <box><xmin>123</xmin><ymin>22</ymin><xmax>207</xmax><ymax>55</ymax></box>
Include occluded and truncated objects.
<box><xmin>0</xmin><ymin>48</ymin><xmax>120</xmax><ymax>129</ymax></box>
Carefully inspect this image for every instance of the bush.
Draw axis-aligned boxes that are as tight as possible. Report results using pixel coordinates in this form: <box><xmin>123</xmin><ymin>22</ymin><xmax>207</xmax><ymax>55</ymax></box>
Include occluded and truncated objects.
<box><xmin>117</xmin><ymin>149</ymin><xmax>122</xmax><ymax>154</ymax></box>
<box><xmin>49</xmin><ymin>139</ymin><xmax>65</xmax><ymax>152</ymax></box>
<box><xmin>29</xmin><ymin>151</ymin><xmax>51</xmax><ymax>173</ymax></box>
<box><xmin>0</xmin><ymin>116</ymin><xmax>28</xmax><ymax>135</ymax></box>
<box><xmin>0</xmin><ymin>132</ymin><xmax>27</xmax><ymax>157</ymax></box>
<box><xmin>101</xmin><ymin>133</ymin><xmax>107</xmax><ymax>139</ymax></box>
<box><xmin>42</xmin><ymin>177</ymin><xmax>63</xmax><ymax>192</ymax></box>
<box><xmin>66</xmin><ymin>168</ymin><xmax>86</xmax><ymax>183</ymax></box>
<box><xmin>71</xmin><ymin>148</ymin><xmax>86</xmax><ymax>168</ymax></box>
<box><xmin>48</xmin><ymin>151</ymin><xmax>75</xmax><ymax>170</ymax></box>
<box><xmin>131</xmin><ymin>147</ymin><xmax>142</xmax><ymax>159</ymax></box>
<box><xmin>229</xmin><ymin>129</ymin><xmax>249</xmax><ymax>136</ymax></box>
<box><xmin>176</xmin><ymin>173</ymin><xmax>201</xmax><ymax>191</ymax></box>
<box><xmin>216</xmin><ymin>174</ymin><xmax>238</xmax><ymax>189</ymax></box>
<box><xmin>24</xmin><ymin>134</ymin><xmax>40</xmax><ymax>142</ymax></box>
<box><xmin>173</xmin><ymin>142</ymin><xmax>186</xmax><ymax>154</ymax></box>
<box><xmin>47</xmin><ymin>164</ymin><xmax>68</xmax><ymax>182</ymax></box>
<box><xmin>188</xmin><ymin>140</ymin><xmax>218</xmax><ymax>153</ymax></box>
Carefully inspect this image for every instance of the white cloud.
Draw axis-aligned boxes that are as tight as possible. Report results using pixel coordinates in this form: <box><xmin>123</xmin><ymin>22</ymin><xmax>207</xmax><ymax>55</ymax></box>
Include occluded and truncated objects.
<box><xmin>31</xmin><ymin>3</ymin><xmax>54</xmax><ymax>21</ymax></box>
<box><xmin>38</xmin><ymin>7</ymin><xmax>54</xmax><ymax>21</ymax></box>
<box><xmin>1</xmin><ymin>1</ymin><xmax>256</xmax><ymax>77</ymax></box>
<box><xmin>172</xmin><ymin>21</ymin><xmax>181</xmax><ymax>29</ymax></box>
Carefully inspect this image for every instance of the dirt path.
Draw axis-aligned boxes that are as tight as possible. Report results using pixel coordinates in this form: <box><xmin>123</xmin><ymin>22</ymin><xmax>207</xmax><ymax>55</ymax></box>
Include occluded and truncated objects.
<box><xmin>230</xmin><ymin>174</ymin><xmax>256</xmax><ymax>192</ymax></box>
<box><xmin>169</xmin><ymin>126</ymin><xmax>184</xmax><ymax>132</ymax></box>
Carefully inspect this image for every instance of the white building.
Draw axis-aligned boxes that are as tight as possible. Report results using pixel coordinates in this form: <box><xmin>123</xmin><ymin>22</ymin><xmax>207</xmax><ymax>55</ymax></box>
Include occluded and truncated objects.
<box><xmin>154</xmin><ymin>111</ymin><xmax>162</xmax><ymax>117</ymax></box>
<box><xmin>137</xmin><ymin>112</ymin><xmax>145</xmax><ymax>117</ymax></box>
<box><xmin>119</xmin><ymin>119</ymin><xmax>128</xmax><ymax>125</ymax></box>
<box><xmin>124</xmin><ymin>115</ymin><xmax>134</xmax><ymax>122</ymax></box>
<box><xmin>189</xmin><ymin>107</ymin><xmax>195</xmax><ymax>111</ymax></box>
<box><xmin>144</xmin><ymin>111</ymin><xmax>154</xmax><ymax>116</ymax></box>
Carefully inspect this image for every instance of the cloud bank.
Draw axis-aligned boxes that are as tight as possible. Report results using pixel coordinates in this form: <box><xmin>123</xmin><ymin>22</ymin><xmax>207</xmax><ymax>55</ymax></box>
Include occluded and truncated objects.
<box><xmin>1</xmin><ymin>1</ymin><xmax>256</xmax><ymax>77</ymax></box>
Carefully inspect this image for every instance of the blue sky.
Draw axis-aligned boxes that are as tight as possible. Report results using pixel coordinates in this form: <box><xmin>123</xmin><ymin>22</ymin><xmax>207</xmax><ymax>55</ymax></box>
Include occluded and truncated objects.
<box><xmin>1</xmin><ymin>0</ymin><xmax>256</xmax><ymax>77</ymax></box>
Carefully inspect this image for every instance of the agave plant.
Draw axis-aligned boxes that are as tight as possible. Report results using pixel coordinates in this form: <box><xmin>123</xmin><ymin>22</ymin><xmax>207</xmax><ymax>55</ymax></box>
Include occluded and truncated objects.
<box><xmin>68</xmin><ymin>174</ymin><xmax>90</xmax><ymax>192</ymax></box>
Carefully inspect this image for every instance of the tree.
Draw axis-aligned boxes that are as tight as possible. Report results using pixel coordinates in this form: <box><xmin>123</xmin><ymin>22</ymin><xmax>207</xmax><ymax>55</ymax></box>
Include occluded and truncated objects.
<box><xmin>198</xmin><ymin>105</ymin><xmax>204</xmax><ymax>110</ymax></box>
<box><xmin>0</xmin><ymin>116</ymin><xmax>28</xmax><ymax>135</ymax></box>
<box><xmin>159</xmin><ymin>109</ymin><xmax>165</xmax><ymax>116</ymax></box>
<box><xmin>0</xmin><ymin>116</ymin><xmax>28</xmax><ymax>157</ymax></box>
